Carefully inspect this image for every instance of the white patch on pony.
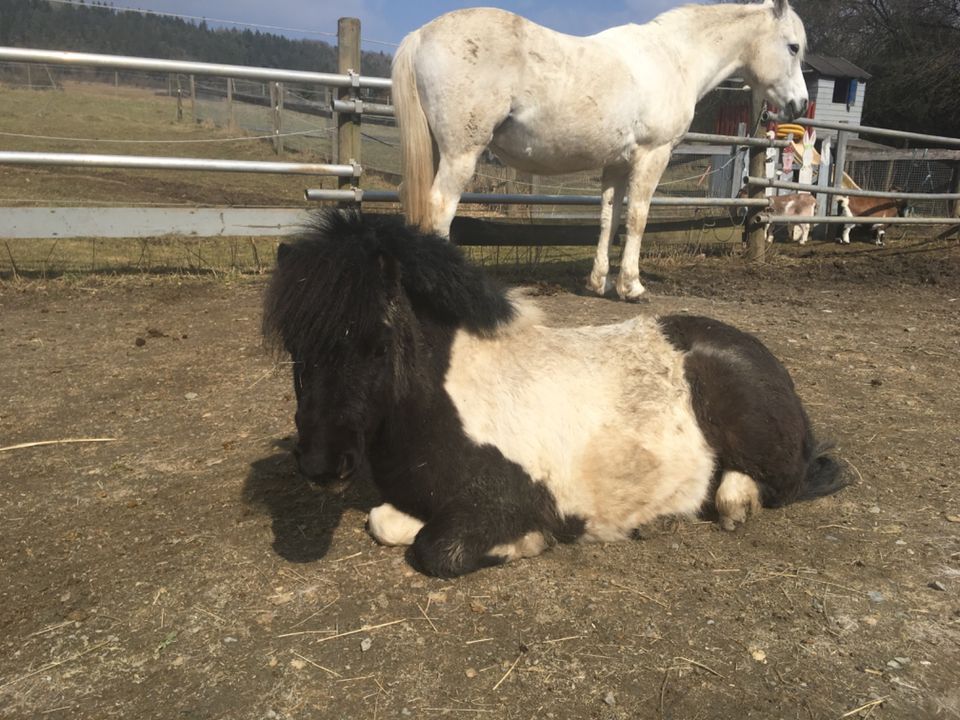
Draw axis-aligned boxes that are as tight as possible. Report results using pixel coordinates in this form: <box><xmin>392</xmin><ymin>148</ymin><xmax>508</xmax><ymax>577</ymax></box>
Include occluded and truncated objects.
<box><xmin>444</xmin><ymin>306</ymin><xmax>716</xmax><ymax>543</ymax></box>
<box><xmin>488</xmin><ymin>532</ymin><xmax>547</xmax><ymax>562</ymax></box>
<box><xmin>715</xmin><ymin>471</ymin><xmax>762</xmax><ymax>531</ymax></box>
<box><xmin>367</xmin><ymin>503</ymin><xmax>425</xmax><ymax>546</ymax></box>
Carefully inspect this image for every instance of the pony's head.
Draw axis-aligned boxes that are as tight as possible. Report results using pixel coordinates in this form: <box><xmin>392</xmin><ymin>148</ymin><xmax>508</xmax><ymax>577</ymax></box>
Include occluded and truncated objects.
<box><xmin>263</xmin><ymin>211</ymin><xmax>513</xmax><ymax>488</ymax></box>
<box><xmin>742</xmin><ymin>0</ymin><xmax>809</xmax><ymax>121</ymax></box>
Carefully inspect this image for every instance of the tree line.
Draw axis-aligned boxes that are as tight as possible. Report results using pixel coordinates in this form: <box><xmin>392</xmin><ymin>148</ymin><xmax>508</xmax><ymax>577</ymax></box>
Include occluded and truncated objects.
<box><xmin>792</xmin><ymin>0</ymin><xmax>959</xmax><ymax>139</ymax></box>
<box><xmin>2</xmin><ymin>0</ymin><xmax>957</xmax><ymax>140</ymax></box>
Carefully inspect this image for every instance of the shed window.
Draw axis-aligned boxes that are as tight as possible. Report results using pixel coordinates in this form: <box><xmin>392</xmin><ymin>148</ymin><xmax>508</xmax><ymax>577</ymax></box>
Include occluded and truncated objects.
<box><xmin>832</xmin><ymin>77</ymin><xmax>858</xmax><ymax>106</ymax></box>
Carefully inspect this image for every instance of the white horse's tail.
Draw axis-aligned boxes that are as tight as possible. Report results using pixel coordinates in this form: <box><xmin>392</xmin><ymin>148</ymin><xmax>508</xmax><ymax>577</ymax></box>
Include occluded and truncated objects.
<box><xmin>391</xmin><ymin>32</ymin><xmax>434</xmax><ymax>231</ymax></box>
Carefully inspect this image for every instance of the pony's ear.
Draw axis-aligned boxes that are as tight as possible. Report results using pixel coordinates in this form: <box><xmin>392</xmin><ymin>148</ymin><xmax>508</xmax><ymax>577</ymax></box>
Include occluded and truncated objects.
<box><xmin>772</xmin><ymin>0</ymin><xmax>789</xmax><ymax>19</ymax></box>
<box><xmin>277</xmin><ymin>242</ymin><xmax>292</xmax><ymax>265</ymax></box>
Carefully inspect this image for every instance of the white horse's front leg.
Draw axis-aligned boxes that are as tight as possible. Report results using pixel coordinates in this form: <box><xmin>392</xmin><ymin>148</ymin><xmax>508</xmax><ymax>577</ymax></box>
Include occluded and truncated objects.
<box><xmin>587</xmin><ymin>166</ymin><xmax>627</xmax><ymax>296</ymax></box>
<box><xmin>617</xmin><ymin>146</ymin><xmax>673</xmax><ymax>300</ymax></box>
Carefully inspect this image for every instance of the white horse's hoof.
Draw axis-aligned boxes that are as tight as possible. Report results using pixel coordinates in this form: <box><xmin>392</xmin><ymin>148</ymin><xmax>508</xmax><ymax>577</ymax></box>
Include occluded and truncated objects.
<box><xmin>586</xmin><ymin>273</ymin><xmax>615</xmax><ymax>296</ymax></box>
<box><xmin>616</xmin><ymin>277</ymin><xmax>646</xmax><ymax>301</ymax></box>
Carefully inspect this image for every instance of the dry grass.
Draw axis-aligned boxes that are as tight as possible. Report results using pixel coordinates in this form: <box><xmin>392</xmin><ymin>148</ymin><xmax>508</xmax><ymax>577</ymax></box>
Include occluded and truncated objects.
<box><xmin>1</xmin><ymin>79</ymin><xmax>744</xmax><ymax>278</ymax></box>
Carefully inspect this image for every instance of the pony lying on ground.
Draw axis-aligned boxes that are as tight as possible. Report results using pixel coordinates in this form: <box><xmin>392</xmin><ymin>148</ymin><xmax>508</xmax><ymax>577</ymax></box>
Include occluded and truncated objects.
<box><xmin>263</xmin><ymin>211</ymin><xmax>847</xmax><ymax>578</ymax></box>
<box><xmin>837</xmin><ymin>194</ymin><xmax>908</xmax><ymax>246</ymax></box>
<box><xmin>393</xmin><ymin>0</ymin><xmax>809</xmax><ymax>301</ymax></box>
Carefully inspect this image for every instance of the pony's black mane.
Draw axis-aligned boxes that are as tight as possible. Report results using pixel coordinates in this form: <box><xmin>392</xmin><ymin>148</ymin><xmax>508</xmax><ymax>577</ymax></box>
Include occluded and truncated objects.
<box><xmin>263</xmin><ymin>211</ymin><xmax>515</xmax><ymax>356</ymax></box>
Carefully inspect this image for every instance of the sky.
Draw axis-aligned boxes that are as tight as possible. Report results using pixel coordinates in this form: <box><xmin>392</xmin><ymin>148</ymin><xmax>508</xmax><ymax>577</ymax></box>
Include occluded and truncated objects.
<box><xmin>100</xmin><ymin>0</ymin><xmax>689</xmax><ymax>52</ymax></box>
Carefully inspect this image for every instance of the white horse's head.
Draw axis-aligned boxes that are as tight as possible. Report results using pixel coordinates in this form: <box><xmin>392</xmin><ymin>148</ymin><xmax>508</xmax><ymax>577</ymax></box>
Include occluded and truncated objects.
<box><xmin>743</xmin><ymin>0</ymin><xmax>809</xmax><ymax>120</ymax></box>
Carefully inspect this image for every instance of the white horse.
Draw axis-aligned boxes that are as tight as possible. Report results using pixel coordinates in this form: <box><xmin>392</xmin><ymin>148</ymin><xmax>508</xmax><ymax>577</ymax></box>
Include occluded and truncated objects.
<box><xmin>392</xmin><ymin>0</ymin><xmax>809</xmax><ymax>300</ymax></box>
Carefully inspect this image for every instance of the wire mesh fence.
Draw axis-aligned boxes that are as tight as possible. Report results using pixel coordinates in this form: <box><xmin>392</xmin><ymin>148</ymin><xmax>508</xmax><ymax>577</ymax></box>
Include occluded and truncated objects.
<box><xmin>847</xmin><ymin>158</ymin><xmax>955</xmax><ymax>217</ymax></box>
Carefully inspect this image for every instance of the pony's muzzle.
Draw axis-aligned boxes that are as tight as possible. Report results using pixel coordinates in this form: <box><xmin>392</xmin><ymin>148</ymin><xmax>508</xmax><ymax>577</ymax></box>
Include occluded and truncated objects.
<box><xmin>294</xmin><ymin>431</ymin><xmax>362</xmax><ymax>487</ymax></box>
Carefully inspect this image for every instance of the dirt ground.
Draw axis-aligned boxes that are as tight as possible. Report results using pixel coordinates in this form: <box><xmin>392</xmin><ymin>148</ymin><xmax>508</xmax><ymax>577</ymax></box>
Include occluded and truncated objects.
<box><xmin>1</xmin><ymin>237</ymin><xmax>959</xmax><ymax>719</ymax></box>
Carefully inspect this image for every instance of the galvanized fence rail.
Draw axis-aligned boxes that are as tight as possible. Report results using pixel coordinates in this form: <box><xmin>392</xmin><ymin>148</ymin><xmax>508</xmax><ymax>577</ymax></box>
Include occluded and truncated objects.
<box><xmin>2</xmin><ymin>37</ymin><xmax>959</xmax><ymax>244</ymax></box>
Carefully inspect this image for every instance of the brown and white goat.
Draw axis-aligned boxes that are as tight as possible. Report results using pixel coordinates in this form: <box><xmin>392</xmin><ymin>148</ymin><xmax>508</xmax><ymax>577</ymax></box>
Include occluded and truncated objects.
<box><xmin>766</xmin><ymin>192</ymin><xmax>818</xmax><ymax>244</ymax></box>
<box><xmin>738</xmin><ymin>189</ymin><xmax>818</xmax><ymax>244</ymax></box>
<box><xmin>837</xmin><ymin>194</ymin><xmax>908</xmax><ymax>246</ymax></box>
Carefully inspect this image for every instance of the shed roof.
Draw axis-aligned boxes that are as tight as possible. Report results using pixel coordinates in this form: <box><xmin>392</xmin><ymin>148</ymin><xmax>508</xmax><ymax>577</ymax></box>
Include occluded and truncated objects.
<box><xmin>803</xmin><ymin>54</ymin><xmax>872</xmax><ymax>81</ymax></box>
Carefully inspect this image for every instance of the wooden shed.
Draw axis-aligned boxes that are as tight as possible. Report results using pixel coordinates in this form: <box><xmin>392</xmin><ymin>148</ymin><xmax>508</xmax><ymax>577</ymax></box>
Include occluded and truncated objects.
<box><xmin>802</xmin><ymin>54</ymin><xmax>872</xmax><ymax>136</ymax></box>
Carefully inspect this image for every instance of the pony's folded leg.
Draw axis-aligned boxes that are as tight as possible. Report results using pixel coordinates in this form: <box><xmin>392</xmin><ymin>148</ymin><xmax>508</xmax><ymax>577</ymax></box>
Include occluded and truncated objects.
<box><xmin>367</xmin><ymin>503</ymin><xmax>425</xmax><ymax>546</ymax></box>
<box><xmin>715</xmin><ymin>471</ymin><xmax>762</xmax><ymax>531</ymax></box>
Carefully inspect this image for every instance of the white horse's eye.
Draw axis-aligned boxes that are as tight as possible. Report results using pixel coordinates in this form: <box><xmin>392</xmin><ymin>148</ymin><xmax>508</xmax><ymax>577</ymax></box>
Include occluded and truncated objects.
<box><xmin>788</xmin><ymin>43</ymin><xmax>800</xmax><ymax>56</ymax></box>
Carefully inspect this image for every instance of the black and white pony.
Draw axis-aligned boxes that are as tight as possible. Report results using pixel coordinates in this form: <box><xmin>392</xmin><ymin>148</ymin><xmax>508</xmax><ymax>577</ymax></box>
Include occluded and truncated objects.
<box><xmin>263</xmin><ymin>211</ymin><xmax>846</xmax><ymax>578</ymax></box>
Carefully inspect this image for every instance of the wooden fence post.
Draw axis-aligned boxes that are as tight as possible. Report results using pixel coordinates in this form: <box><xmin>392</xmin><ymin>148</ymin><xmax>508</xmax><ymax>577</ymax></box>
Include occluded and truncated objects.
<box><xmin>189</xmin><ymin>74</ymin><xmax>197</xmax><ymax>122</ymax></box>
<box><xmin>226</xmin><ymin>78</ymin><xmax>236</xmax><ymax>131</ymax></box>
<box><xmin>744</xmin><ymin>92</ymin><xmax>767</xmax><ymax>261</ymax></box>
<box><xmin>337</xmin><ymin>17</ymin><xmax>361</xmax><ymax>197</ymax></box>
<box><xmin>829</xmin><ymin>125</ymin><xmax>850</xmax><ymax>241</ymax></box>
<box><xmin>270</xmin><ymin>81</ymin><xmax>284</xmax><ymax>155</ymax></box>
<box><xmin>949</xmin><ymin>162</ymin><xmax>960</xmax><ymax>218</ymax></box>
<box><xmin>176</xmin><ymin>75</ymin><xmax>183</xmax><ymax>122</ymax></box>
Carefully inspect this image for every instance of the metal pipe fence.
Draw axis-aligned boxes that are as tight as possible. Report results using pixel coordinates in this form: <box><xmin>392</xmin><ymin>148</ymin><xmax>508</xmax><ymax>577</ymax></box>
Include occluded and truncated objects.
<box><xmin>305</xmin><ymin>188</ymin><xmax>770</xmax><ymax>207</ymax></box>
<box><xmin>0</xmin><ymin>151</ymin><xmax>360</xmax><ymax>177</ymax></box>
<box><xmin>745</xmin><ymin>176</ymin><xmax>960</xmax><ymax>202</ymax></box>
<box><xmin>2</xmin><ymin>40</ymin><xmax>959</xmax><ymax>243</ymax></box>
<box><xmin>762</xmin><ymin>215</ymin><xmax>960</xmax><ymax>225</ymax></box>
<box><xmin>764</xmin><ymin>111</ymin><xmax>960</xmax><ymax>149</ymax></box>
<box><xmin>0</xmin><ymin>46</ymin><xmax>392</xmax><ymax>89</ymax></box>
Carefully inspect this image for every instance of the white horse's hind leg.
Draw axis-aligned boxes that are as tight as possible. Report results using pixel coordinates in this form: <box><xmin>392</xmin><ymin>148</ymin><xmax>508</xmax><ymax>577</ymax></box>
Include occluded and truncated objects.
<box><xmin>367</xmin><ymin>503</ymin><xmax>425</xmax><ymax>546</ymax></box>
<box><xmin>587</xmin><ymin>166</ymin><xmax>627</xmax><ymax>296</ymax></box>
<box><xmin>617</xmin><ymin>145</ymin><xmax>672</xmax><ymax>300</ymax></box>
<box><xmin>715</xmin><ymin>471</ymin><xmax>762</xmax><ymax>531</ymax></box>
<box><xmin>430</xmin><ymin>150</ymin><xmax>484</xmax><ymax>238</ymax></box>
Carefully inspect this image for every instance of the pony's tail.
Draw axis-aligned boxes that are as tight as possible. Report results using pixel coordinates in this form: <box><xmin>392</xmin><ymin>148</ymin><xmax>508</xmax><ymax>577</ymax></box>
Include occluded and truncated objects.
<box><xmin>795</xmin><ymin>442</ymin><xmax>849</xmax><ymax>502</ymax></box>
<box><xmin>392</xmin><ymin>32</ymin><xmax>434</xmax><ymax>231</ymax></box>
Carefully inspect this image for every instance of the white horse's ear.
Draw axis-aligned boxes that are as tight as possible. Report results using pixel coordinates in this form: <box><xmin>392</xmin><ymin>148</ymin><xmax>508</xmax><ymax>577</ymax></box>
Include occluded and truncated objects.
<box><xmin>772</xmin><ymin>0</ymin><xmax>789</xmax><ymax>19</ymax></box>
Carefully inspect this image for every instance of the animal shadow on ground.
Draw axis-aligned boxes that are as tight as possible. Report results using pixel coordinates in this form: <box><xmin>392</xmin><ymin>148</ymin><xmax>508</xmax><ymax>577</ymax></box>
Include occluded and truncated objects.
<box><xmin>242</xmin><ymin>439</ymin><xmax>380</xmax><ymax>563</ymax></box>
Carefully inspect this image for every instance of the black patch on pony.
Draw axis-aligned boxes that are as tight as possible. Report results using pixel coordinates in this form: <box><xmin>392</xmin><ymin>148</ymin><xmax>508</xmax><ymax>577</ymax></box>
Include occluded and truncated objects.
<box><xmin>658</xmin><ymin>315</ymin><xmax>847</xmax><ymax>507</ymax></box>
<box><xmin>263</xmin><ymin>210</ymin><xmax>514</xmax><ymax>358</ymax></box>
<box><xmin>263</xmin><ymin>210</ymin><xmax>583</xmax><ymax>578</ymax></box>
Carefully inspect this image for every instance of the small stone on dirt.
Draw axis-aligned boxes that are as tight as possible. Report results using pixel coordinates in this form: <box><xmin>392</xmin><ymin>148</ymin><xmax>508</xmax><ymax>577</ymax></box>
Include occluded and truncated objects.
<box><xmin>867</xmin><ymin>591</ymin><xmax>885</xmax><ymax>603</ymax></box>
<box><xmin>928</xmin><ymin>581</ymin><xmax>947</xmax><ymax>591</ymax></box>
<box><xmin>360</xmin><ymin>637</ymin><xmax>372</xmax><ymax>652</ymax></box>
<box><xmin>465</xmin><ymin>668</ymin><xmax>478</xmax><ymax>679</ymax></box>
<box><xmin>184</xmin><ymin>392</ymin><xmax>199</xmax><ymax>401</ymax></box>
<box><xmin>135</xmin><ymin>337</ymin><xmax>146</xmax><ymax>347</ymax></box>
<box><xmin>603</xmin><ymin>691</ymin><xmax>616</xmax><ymax>706</ymax></box>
